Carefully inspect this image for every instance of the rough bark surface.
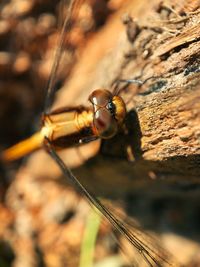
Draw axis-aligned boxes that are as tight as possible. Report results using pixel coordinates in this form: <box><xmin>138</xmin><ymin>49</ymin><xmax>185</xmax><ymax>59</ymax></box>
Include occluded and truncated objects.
<box><xmin>6</xmin><ymin>0</ymin><xmax>199</xmax><ymax>197</ymax></box>
<box><xmin>56</xmin><ymin>0</ymin><xmax>200</xmax><ymax>197</ymax></box>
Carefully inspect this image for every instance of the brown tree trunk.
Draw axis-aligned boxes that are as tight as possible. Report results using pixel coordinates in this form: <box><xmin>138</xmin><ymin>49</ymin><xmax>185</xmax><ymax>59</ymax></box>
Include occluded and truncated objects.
<box><xmin>12</xmin><ymin>0</ymin><xmax>199</xmax><ymax>198</ymax></box>
<box><xmin>54</xmin><ymin>0</ymin><xmax>200</xmax><ymax>198</ymax></box>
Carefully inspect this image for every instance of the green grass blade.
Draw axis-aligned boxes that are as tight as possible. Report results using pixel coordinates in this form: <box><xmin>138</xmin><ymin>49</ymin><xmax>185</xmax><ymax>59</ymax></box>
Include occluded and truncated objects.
<box><xmin>79</xmin><ymin>208</ymin><xmax>102</xmax><ymax>267</ymax></box>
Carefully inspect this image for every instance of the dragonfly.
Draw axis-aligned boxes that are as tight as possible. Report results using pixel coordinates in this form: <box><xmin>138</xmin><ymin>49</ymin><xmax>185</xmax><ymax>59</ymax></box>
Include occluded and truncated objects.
<box><xmin>1</xmin><ymin>0</ymin><xmax>180</xmax><ymax>266</ymax></box>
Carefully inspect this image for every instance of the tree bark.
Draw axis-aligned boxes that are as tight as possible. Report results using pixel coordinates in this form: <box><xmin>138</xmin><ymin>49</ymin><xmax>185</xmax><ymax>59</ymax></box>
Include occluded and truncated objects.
<box><xmin>5</xmin><ymin>0</ymin><xmax>199</xmax><ymax>197</ymax></box>
<box><xmin>51</xmin><ymin>0</ymin><xmax>200</xmax><ymax>198</ymax></box>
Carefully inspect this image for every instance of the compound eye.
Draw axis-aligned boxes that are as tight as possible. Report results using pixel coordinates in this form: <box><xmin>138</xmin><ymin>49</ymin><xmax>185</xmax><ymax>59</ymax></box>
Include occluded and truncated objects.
<box><xmin>89</xmin><ymin>89</ymin><xmax>112</xmax><ymax>107</ymax></box>
<box><xmin>93</xmin><ymin>108</ymin><xmax>118</xmax><ymax>139</ymax></box>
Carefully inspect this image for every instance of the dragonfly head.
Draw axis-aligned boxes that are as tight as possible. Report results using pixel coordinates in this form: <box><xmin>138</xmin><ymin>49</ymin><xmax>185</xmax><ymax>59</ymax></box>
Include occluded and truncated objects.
<box><xmin>89</xmin><ymin>89</ymin><xmax>126</xmax><ymax>139</ymax></box>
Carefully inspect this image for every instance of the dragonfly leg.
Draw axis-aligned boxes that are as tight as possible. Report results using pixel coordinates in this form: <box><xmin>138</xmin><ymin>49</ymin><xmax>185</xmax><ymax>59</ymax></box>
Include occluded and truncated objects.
<box><xmin>112</xmin><ymin>78</ymin><xmax>143</xmax><ymax>96</ymax></box>
<box><xmin>79</xmin><ymin>136</ymin><xmax>99</xmax><ymax>144</ymax></box>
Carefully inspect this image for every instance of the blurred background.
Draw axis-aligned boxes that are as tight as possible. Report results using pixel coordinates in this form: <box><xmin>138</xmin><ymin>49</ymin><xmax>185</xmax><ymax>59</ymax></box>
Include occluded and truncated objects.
<box><xmin>0</xmin><ymin>0</ymin><xmax>200</xmax><ymax>267</ymax></box>
<box><xmin>0</xmin><ymin>1</ymin><xmax>138</xmax><ymax>267</ymax></box>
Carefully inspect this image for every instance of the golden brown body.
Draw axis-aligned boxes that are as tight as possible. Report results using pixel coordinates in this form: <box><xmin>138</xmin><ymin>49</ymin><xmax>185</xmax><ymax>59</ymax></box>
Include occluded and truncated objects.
<box><xmin>2</xmin><ymin>89</ymin><xmax>126</xmax><ymax>162</ymax></box>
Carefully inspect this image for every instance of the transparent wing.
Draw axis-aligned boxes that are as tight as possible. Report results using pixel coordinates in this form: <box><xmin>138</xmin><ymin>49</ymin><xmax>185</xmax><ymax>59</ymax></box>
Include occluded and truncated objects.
<box><xmin>44</xmin><ymin>0</ymin><xmax>86</xmax><ymax>114</ymax></box>
<box><xmin>45</xmin><ymin>140</ymin><xmax>180</xmax><ymax>267</ymax></box>
<box><xmin>106</xmin><ymin>203</ymin><xmax>181</xmax><ymax>267</ymax></box>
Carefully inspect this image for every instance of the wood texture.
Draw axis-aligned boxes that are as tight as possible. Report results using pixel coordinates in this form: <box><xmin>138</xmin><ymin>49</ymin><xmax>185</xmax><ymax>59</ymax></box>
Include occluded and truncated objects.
<box><xmin>58</xmin><ymin>0</ymin><xmax>200</xmax><ymax>197</ymax></box>
<box><xmin>10</xmin><ymin>0</ymin><xmax>199</xmax><ymax>198</ymax></box>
